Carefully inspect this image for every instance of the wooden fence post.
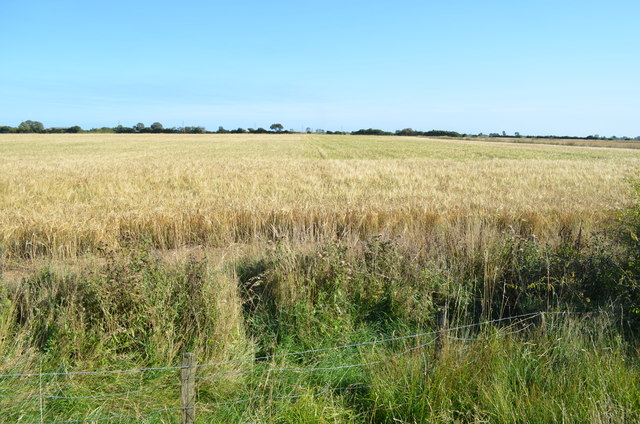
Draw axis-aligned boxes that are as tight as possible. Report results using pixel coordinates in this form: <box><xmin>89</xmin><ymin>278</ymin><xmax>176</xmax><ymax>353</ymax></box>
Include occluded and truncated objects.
<box><xmin>181</xmin><ymin>352</ymin><xmax>196</xmax><ymax>424</ymax></box>
<box><xmin>434</xmin><ymin>305</ymin><xmax>448</xmax><ymax>361</ymax></box>
<box><xmin>539</xmin><ymin>312</ymin><xmax>546</xmax><ymax>336</ymax></box>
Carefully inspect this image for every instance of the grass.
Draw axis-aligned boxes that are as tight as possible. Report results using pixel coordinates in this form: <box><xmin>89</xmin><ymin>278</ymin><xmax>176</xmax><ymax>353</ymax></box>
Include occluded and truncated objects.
<box><xmin>471</xmin><ymin>135</ymin><xmax>640</xmax><ymax>150</ymax></box>
<box><xmin>1</xmin><ymin>238</ymin><xmax>639</xmax><ymax>423</ymax></box>
<box><xmin>1</xmin><ymin>133</ymin><xmax>640</xmax><ymax>422</ymax></box>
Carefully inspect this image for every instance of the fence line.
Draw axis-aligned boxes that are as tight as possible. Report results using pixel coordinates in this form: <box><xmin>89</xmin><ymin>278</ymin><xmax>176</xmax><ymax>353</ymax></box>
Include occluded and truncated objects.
<box><xmin>193</xmin><ymin>338</ymin><xmax>443</xmax><ymax>384</ymax></box>
<box><xmin>192</xmin><ymin>311</ymin><xmax>547</xmax><ymax>370</ymax></box>
<box><xmin>445</xmin><ymin>322</ymin><xmax>535</xmax><ymax>341</ymax></box>
<box><xmin>38</xmin><ymin>385</ymin><xmax>371</xmax><ymax>424</ymax></box>
<box><xmin>193</xmin><ymin>316</ymin><xmax>536</xmax><ymax>385</ymax></box>
<box><xmin>2</xmin><ymin>311</ymin><xmax>583</xmax><ymax>424</ymax></box>
<box><xmin>0</xmin><ymin>311</ymin><xmax>563</xmax><ymax>380</ymax></box>
<box><xmin>0</xmin><ymin>364</ymin><xmax>183</xmax><ymax>380</ymax></box>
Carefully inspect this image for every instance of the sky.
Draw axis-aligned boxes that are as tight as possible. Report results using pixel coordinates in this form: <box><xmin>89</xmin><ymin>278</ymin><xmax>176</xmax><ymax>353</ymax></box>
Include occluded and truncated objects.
<box><xmin>1</xmin><ymin>0</ymin><xmax>638</xmax><ymax>136</ymax></box>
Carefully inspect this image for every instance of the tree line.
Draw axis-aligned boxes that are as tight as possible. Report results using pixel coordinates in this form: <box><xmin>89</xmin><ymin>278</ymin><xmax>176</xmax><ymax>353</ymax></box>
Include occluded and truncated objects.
<box><xmin>0</xmin><ymin>121</ymin><xmax>290</xmax><ymax>135</ymax></box>
<box><xmin>1</xmin><ymin>120</ymin><xmax>638</xmax><ymax>141</ymax></box>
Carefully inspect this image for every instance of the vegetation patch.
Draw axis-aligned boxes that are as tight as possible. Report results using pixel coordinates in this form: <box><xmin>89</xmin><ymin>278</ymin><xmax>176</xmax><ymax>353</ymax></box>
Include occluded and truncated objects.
<box><xmin>1</xmin><ymin>135</ymin><xmax>639</xmax><ymax>422</ymax></box>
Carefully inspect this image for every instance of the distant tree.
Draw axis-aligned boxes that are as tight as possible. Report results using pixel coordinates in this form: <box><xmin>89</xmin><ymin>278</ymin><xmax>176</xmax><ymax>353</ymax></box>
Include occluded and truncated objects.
<box><xmin>502</xmin><ymin>131</ymin><xmax>507</xmax><ymax>137</ymax></box>
<box><xmin>65</xmin><ymin>126</ymin><xmax>82</xmax><ymax>133</ymax></box>
<box><xmin>306</xmin><ymin>127</ymin><xmax>312</xmax><ymax>133</ymax></box>
<box><xmin>423</xmin><ymin>130</ymin><xmax>462</xmax><ymax>137</ymax></box>
<box><xmin>114</xmin><ymin>125</ymin><xmax>135</xmax><ymax>133</ymax></box>
<box><xmin>90</xmin><ymin>127</ymin><xmax>115</xmax><ymax>133</ymax></box>
<box><xmin>315</xmin><ymin>128</ymin><xmax>326</xmax><ymax>134</ymax></box>
<box><xmin>18</xmin><ymin>120</ymin><xmax>44</xmax><ymax>133</ymax></box>
<box><xmin>150</xmin><ymin>122</ymin><xmax>164</xmax><ymax>132</ymax></box>
<box><xmin>255</xmin><ymin>127</ymin><xmax>268</xmax><ymax>133</ymax></box>
<box><xmin>352</xmin><ymin>128</ymin><xmax>391</xmax><ymax>136</ymax></box>
<box><xmin>217</xmin><ymin>126</ymin><xmax>228</xmax><ymax>134</ymax></box>
<box><xmin>514</xmin><ymin>132</ymin><xmax>521</xmax><ymax>138</ymax></box>
<box><xmin>270</xmin><ymin>123</ymin><xmax>284</xmax><ymax>132</ymax></box>
<box><xmin>0</xmin><ymin>126</ymin><xmax>15</xmax><ymax>133</ymax></box>
<box><xmin>396</xmin><ymin>128</ymin><xmax>417</xmax><ymax>136</ymax></box>
<box><xmin>134</xmin><ymin>122</ymin><xmax>145</xmax><ymax>132</ymax></box>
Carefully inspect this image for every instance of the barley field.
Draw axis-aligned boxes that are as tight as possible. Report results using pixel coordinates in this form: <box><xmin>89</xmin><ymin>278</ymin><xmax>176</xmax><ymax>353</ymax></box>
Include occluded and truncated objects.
<box><xmin>1</xmin><ymin>133</ymin><xmax>638</xmax><ymax>260</ymax></box>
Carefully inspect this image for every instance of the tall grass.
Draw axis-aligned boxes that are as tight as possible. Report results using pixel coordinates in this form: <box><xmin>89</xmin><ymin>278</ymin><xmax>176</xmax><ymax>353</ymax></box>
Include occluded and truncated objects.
<box><xmin>1</xmin><ymin>228</ymin><xmax>639</xmax><ymax>422</ymax></box>
<box><xmin>367</xmin><ymin>315</ymin><xmax>639</xmax><ymax>423</ymax></box>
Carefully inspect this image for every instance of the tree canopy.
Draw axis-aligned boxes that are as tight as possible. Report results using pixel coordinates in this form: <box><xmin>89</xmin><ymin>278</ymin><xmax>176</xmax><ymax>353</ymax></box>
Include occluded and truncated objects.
<box><xmin>17</xmin><ymin>120</ymin><xmax>45</xmax><ymax>133</ymax></box>
<box><xmin>270</xmin><ymin>123</ymin><xmax>284</xmax><ymax>132</ymax></box>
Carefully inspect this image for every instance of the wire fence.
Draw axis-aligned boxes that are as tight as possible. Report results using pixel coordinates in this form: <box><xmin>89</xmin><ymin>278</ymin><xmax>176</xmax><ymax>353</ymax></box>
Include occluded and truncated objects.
<box><xmin>0</xmin><ymin>311</ymin><xmax>549</xmax><ymax>381</ymax></box>
<box><xmin>0</xmin><ymin>311</ymin><xmax>574</xmax><ymax>423</ymax></box>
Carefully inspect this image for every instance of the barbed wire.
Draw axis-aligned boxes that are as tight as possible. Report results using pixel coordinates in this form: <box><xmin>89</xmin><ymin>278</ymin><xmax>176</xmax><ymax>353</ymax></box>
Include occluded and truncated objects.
<box><xmin>0</xmin><ymin>364</ymin><xmax>183</xmax><ymax>380</ymax></box>
<box><xmin>37</xmin><ymin>385</ymin><xmax>371</xmax><ymax>424</ymax></box>
<box><xmin>194</xmin><ymin>337</ymin><xmax>440</xmax><ymax>384</ymax></box>
<box><xmin>0</xmin><ymin>311</ymin><xmax>571</xmax><ymax>380</ymax></box>
<box><xmin>191</xmin><ymin>311</ymin><xmax>547</xmax><ymax>370</ymax></box>
<box><xmin>445</xmin><ymin>321</ymin><xmax>535</xmax><ymax>341</ymax></box>
<box><xmin>7</xmin><ymin>310</ymin><xmax>584</xmax><ymax>424</ymax></box>
<box><xmin>191</xmin><ymin>312</ymin><xmax>577</xmax><ymax>385</ymax></box>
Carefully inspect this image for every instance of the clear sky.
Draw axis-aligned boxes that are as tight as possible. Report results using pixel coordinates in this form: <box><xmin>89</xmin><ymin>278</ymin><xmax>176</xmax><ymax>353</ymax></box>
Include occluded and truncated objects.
<box><xmin>1</xmin><ymin>0</ymin><xmax>638</xmax><ymax>136</ymax></box>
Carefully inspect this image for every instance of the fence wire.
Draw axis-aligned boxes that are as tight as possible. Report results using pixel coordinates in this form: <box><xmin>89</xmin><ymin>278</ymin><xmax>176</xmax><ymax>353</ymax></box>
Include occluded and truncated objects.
<box><xmin>0</xmin><ymin>311</ymin><xmax>582</xmax><ymax>424</ymax></box>
<box><xmin>36</xmin><ymin>386</ymin><xmax>371</xmax><ymax>424</ymax></box>
<box><xmin>0</xmin><ymin>311</ymin><xmax>562</xmax><ymax>380</ymax></box>
<box><xmin>192</xmin><ymin>311</ymin><xmax>546</xmax><ymax>370</ymax></box>
<box><xmin>193</xmin><ymin>314</ymin><xmax>542</xmax><ymax>383</ymax></box>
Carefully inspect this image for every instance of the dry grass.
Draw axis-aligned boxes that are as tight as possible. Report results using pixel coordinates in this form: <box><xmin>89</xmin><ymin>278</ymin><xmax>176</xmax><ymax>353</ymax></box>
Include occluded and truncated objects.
<box><xmin>1</xmin><ymin>133</ymin><xmax>639</xmax><ymax>260</ymax></box>
<box><xmin>471</xmin><ymin>136</ymin><xmax>640</xmax><ymax>149</ymax></box>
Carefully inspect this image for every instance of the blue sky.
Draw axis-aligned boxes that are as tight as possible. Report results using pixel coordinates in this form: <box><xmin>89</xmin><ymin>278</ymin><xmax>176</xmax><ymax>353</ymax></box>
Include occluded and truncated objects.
<box><xmin>1</xmin><ymin>0</ymin><xmax>638</xmax><ymax>136</ymax></box>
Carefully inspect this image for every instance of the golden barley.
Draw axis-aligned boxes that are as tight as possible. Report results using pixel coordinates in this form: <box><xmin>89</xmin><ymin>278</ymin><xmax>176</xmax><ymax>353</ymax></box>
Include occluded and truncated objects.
<box><xmin>1</xmin><ymin>133</ymin><xmax>638</xmax><ymax>259</ymax></box>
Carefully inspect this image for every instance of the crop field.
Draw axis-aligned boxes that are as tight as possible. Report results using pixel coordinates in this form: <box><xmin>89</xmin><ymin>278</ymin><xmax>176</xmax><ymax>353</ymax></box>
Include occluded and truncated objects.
<box><xmin>1</xmin><ymin>134</ymin><xmax>640</xmax><ymax>423</ymax></box>
<box><xmin>1</xmin><ymin>133</ymin><xmax>639</xmax><ymax>261</ymax></box>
